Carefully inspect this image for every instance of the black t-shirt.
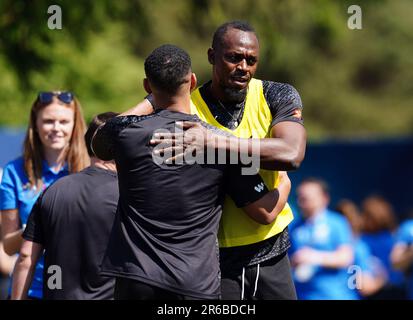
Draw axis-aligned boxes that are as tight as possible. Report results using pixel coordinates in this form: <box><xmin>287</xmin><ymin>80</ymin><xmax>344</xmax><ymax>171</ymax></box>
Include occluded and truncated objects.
<box><xmin>198</xmin><ymin>80</ymin><xmax>304</xmax><ymax>267</ymax></box>
<box><xmin>92</xmin><ymin>109</ymin><xmax>269</xmax><ymax>299</ymax></box>
<box><xmin>23</xmin><ymin>166</ymin><xmax>118</xmax><ymax>300</ymax></box>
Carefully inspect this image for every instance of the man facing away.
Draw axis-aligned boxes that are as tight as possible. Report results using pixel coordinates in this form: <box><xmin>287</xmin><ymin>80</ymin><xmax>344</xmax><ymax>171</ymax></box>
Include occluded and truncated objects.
<box><xmin>11</xmin><ymin>112</ymin><xmax>119</xmax><ymax>299</ymax></box>
<box><xmin>92</xmin><ymin>44</ymin><xmax>292</xmax><ymax>300</ymax></box>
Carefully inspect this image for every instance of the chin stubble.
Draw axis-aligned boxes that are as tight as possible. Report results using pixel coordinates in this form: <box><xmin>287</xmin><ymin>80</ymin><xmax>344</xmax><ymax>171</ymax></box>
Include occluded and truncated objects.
<box><xmin>222</xmin><ymin>86</ymin><xmax>248</xmax><ymax>103</ymax></box>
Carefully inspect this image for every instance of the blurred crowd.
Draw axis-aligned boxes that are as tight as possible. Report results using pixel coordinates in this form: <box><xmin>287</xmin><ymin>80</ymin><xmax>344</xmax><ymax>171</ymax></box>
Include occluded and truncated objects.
<box><xmin>288</xmin><ymin>178</ymin><xmax>413</xmax><ymax>300</ymax></box>
<box><xmin>1</xmin><ymin>165</ymin><xmax>412</xmax><ymax>299</ymax></box>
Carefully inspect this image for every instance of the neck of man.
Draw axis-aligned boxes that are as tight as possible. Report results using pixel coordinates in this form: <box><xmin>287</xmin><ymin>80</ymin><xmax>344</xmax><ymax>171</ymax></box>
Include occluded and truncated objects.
<box><xmin>91</xmin><ymin>157</ymin><xmax>117</xmax><ymax>172</ymax></box>
<box><xmin>43</xmin><ymin>147</ymin><xmax>67</xmax><ymax>172</ymax></box>
<box><xmin>152</xmin><ymin>91</ymin><xmax>191</xmax><ymax>114</ymax></box>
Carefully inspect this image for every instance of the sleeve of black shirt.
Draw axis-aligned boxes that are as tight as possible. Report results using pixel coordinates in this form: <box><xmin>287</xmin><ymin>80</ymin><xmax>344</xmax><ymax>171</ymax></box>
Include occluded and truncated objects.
<box><xmin>22</xmin><ymin>193</ymin><xmax>45</xmax><ymax>245</ymax></box>
<box><xmin>225</xmin><ymin>166</ymin><xmax>269</xmax><ymax>208</ymax></box>
<box><xmin>262</xmin><ymin>80</ymin><xmax>304</xmax><ymax>128</ymax></box>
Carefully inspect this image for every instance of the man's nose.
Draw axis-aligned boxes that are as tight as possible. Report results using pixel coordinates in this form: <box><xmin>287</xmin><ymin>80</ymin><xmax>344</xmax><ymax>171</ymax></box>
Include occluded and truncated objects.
<box><xmin>237</xmin><ymin>59</ymin><xmax>248</xmax><ymax>71</ymax></box>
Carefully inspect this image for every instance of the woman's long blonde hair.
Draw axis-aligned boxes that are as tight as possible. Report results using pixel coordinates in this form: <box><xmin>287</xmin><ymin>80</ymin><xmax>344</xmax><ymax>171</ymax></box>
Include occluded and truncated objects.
<box><xmin>23</xmin><ymin>92</ymin><xmax>90</xmax><ymax>190</ymax></box>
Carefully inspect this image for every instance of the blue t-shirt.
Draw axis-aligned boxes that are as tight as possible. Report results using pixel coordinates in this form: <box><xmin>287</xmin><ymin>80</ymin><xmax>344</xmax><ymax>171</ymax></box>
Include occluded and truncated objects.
<box><xmin>394</xmin><ymin>219</ymin><xmax>413</xmax><ymax>299</ymax></box>
<box><xmin>352</xmin><ymin>237</ymin><xmax>387</xmax><ymax>299</ymax></box>
<box><xmin>354</xmin><ymin>238</ymin><xmax>372</xmax><ymax>274</ymax></box>
<box><xmin>289</xmin><ymin>209</ymin><xmax>358</xmax><ymax>300</ymax></box>
<box><xmin>361</xmin><ymin>230</ymin><xmax>404</xmax><ymax>286</ymax></box>
<box><xmin>0</xmin><ymin>157</ymin><xmax>68</xmax><ymax>298</ymax></box>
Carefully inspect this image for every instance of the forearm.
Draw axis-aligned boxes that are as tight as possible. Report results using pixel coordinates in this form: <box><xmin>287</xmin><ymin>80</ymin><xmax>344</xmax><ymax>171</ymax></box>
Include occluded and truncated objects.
<box><xmin>213</xmin><ymin>135</ymin><xmax>304</xmax><ymax>170</ymax></box>
<box><xmin>392</xmin><ymin>247</ymin><xmax>413</xmax><ymax>271</ymax></box>
<box><xmin>274</xmin><ymin>177</ymin><xmax>290</xmax><ymax>213</ymax></box>
<box><xmin>0</xmin><ymin>242</ymin><xmax>17</xmax><ymax>275</ymax></box>
<box><xmin>3</xmin><ymin>229</ymin><xmax>23</xmax><ymax>256</ymax></box>
<box><xmin>120</xmin><ymin>98</ymin><xmax>154</xmax><ymax>116</ymax></box>
<box><xmin>242</xmin><ymin>173</ymin><xmax>290</xmax><ymax>225</ymax></box>
<box><xmin>257</xmin><ymin>186</ymin><xmax>288</xmax><ymax>224</ymax></box>
<box><xmin>393</xmin><ymin>256</ymin><xmax>413</xmax><ymax>271</ymax></box>
<box><xmin>11</xmin><ymin>255</ymin><xmax>35</xmax><ymax>299</ymax></box>
<box><xmin>313</xmin><ymin>248</ymin><xmax>354</xmax><ymax>268</ymax></box>
<box><xmin>358</xmin><ymin>273</ymin><xmax>386</xmax><ymax>297</ymax></box>
<box><xmin>253</xmin><ymin>137</ymin><xmax>305</xmax><ymax>170</ymax></box>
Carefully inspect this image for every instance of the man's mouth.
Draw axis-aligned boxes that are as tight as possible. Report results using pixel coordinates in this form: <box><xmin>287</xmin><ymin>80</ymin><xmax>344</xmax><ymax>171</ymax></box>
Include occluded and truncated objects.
<box><xmin>231</xmin><ymin>76</ymin><xmax>249</xmax><ymax>86</ymax></box>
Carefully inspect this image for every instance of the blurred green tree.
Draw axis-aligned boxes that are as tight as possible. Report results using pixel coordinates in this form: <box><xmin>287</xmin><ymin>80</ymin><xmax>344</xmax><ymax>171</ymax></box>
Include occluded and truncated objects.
<box><xmin>0</xmin><ymin>0</ymin><xmax>412</xmax><ymax>140</ymax></box>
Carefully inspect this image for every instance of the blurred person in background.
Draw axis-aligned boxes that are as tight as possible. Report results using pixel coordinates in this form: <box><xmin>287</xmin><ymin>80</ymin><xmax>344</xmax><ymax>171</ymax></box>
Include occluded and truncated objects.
<box><xmin>0</xmin><ymin>91</ymin><xmax>89</xmax><ymax>299</ymax></box>
<box><xmin>289</xmin><ymin>178</ymin><xmax>356</xmax><ymax>300</ymax></box>
<box><xmin>391</xmin><ymin>211</ymin><xmax>413</xmax><ymax>300</ymax></box>
<box><xmin>1</xmin><ymin>169</ymin><xmax>16</xmax><ymax>299</ymax></box>
<box><xmin>336</xmin><ymin>199</ymin><xmax>387</xmax><ymax>299</ymax></box>
<box><xmin>360</xmin><ymin>195</ymin><xmax>406</xmax><ymax>299</ymax></box>
<box><xmin>0</xmin><ymin>214</ymin><xmax>16</xmax><ymax>299</ymax></box>
<box><xmin>12</xmin><ymin>112</ymin><xmax>119</xmax><ymax>300</ymax></box>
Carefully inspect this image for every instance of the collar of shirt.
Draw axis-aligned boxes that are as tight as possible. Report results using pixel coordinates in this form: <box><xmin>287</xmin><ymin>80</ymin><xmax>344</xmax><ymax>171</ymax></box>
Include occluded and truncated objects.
<box><xmin>155</xmin><ymin>109</ymin><xmax>199</xmax><ymax>121</ymax></box>
<box><xmin>41</xmin><ymin>160</ymin><xmax>69</xmax><ymax>176</ymax></box>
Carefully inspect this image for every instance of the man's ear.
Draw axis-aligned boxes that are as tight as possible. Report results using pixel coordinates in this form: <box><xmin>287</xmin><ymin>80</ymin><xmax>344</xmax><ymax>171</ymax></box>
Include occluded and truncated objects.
<box><xmin>143</xmin><ymin>78</ymin><xmax>152</xmax><ymax>94</ymax></box>
<box><xmin>207</xmin><ymin>48</ymin><xmax>215</xmax><ymax>65</ymax></box>
<box><xmin>190</xmin><ymin>73</ymin><xmax>197</xmax><ymax>92</ymax></box>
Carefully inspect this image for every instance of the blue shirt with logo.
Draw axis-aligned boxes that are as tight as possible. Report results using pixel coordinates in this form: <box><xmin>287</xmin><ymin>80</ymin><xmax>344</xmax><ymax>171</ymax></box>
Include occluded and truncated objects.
<box><xmin>394</xmin><ymin>219</ymin><xmax>413</xmax><ymax>299</ymax></box>
<box><xmin>289</xmin><ymin>209</ymin><xmax>357</xmax><ymax>300</ymax></box>
<box><xmin>0</xmin><ymin>157</ymin><xmax>68</xmax><ymax>298</ymax></box>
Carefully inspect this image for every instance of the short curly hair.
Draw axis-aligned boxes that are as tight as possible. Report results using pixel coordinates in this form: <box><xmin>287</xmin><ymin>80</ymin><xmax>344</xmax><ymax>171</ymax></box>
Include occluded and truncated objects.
<box><xmin>144</xmin><ymin>44</ymin><xmax>192</xmax><ymax>94</ymax></box>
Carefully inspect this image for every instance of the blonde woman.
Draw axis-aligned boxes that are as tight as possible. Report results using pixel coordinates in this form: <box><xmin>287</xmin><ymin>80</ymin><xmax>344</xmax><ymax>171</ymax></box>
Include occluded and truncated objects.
<box><xmin>0</xmin><ymin>91</ymin><xmax>89</xmax><ymax>299</ymax></box>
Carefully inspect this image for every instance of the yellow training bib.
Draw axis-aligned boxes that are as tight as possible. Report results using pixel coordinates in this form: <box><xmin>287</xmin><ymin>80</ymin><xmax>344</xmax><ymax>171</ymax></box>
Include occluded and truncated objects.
<box><xmin>190</xmin><ymin>78</ymin><xmax>294</xmax><ymax>247</ymax></box>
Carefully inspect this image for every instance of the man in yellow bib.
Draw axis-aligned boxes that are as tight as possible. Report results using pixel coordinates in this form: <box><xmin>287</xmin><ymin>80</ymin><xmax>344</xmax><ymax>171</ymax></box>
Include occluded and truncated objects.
<box><xmin>129</xmin><ymin>21</ymin><xmax>306</xmax><ymax>300</ymax></box>
<box><xmin>191</xmin><ymin>21</ymin><xmax>306</xmax><ymax>300</ymax></box>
